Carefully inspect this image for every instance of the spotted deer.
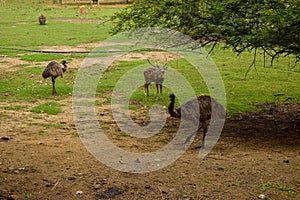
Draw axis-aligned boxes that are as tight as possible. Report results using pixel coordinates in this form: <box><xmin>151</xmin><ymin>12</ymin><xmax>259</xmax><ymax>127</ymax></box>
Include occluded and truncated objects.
<box><xmin>79</xmin><ymin>5</ymin><xmax>90</xmax><ymax>18</ymax></box>
<box><xmin>144</xmin><ymin>58</ymin><xmax>168</xmax><ymax>99</ymax></box>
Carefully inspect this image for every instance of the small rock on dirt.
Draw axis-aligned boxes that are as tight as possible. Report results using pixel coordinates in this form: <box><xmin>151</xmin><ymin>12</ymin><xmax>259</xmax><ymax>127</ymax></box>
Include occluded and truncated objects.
<box><xmin>95</xmin><ymin>187</ymin><xmax>122</xmax><ymax>199</ymax></box>
<box><xmin>1</xmin><ymin>136</ymin><xmax>10</xmax><ymax>141</ymax></box>
<box><xmin>144</xmin><ymin>185</ymin><xmax>151</xmax><ymax>189</ymax></box>
<box><xmin>66</xmin><ymin>177</ymin><xmax>76</xmax><ymax>181</ymax></box>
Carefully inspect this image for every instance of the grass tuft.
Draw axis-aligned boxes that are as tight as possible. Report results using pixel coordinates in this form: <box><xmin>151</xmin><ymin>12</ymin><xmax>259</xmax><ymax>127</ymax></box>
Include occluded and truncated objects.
<box><xmin>31</xmin><ymin>102</ymin><xmax>62</xmax><ymax>115</ymax></box>
<box><xmin>261</xmin><ymin>182</ymin><xmax>296</xmax><ymax>194</ymax></box>
<box><xmin>21</xmin><ymin>54</ymin><xmax>66</xmax><ymax>62</ymax></box>
<box><xmin>4</xmin><ymin>105</ymin><xmax>27</xmax><ymax>110</ymax></box>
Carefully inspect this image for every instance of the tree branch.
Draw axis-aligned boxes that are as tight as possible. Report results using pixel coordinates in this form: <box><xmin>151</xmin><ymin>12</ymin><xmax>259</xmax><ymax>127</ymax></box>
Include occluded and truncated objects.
<box><xmin>244</xmin><ymin>48</ymin><xmax>258</xmax><ymax>79</ymax></box>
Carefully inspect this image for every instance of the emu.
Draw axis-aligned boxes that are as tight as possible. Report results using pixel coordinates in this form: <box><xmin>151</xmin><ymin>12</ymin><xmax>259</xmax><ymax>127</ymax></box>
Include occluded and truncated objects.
<box><xmin>42</xmin><ymin>60</ymin><xmax>67</xmax><ymax>95</ymax></box>
<box><xmin>168</xmin><ymin>93</ymin><xmax>226</xmax><ymax>148</ymax></box>
<box><xmin>39</xmin><ymin>14</ymin><xmax>46</xmax><ymax>25</ymax></box>
<box><xmin>144</xmin><ymin>58</ymin><xmax>168</xmax><ymax>99</ymax></box>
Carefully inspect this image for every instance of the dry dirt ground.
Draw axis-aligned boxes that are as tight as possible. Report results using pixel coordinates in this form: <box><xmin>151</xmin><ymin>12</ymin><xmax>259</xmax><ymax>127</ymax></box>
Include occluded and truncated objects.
<box><xmin>0</xmin><ymin>48</ymin><xmax>300</xmax><ymax>200</ymax></box>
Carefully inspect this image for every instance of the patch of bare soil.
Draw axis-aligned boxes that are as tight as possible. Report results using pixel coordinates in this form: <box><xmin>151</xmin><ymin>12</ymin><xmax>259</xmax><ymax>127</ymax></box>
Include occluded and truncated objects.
<box><xmin>0</xmin><ymin>43</ymin><xmax>96</xmax><ymax>72</ymax></box>
<box><xmin>118</xmin><ymin>51</ymin><xmax>181</xmax><ymax>62</ymax></box>
<box><xmin>0</xmin><ymin>57</ymin><xmax>34</xmax><ymax>72</ymax></box>
<box><xmin>0</xmin><ymin>57</ymin><xmax>300</xmax><ymax>200</ymax></box>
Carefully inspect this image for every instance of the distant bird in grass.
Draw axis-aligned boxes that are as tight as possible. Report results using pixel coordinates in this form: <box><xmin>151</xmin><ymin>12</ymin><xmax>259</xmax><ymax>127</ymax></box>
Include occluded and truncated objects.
<box><xmin>42</xmin><ymin>60</ymin><xmax>67</xmax><ymax>95</ymax></box>
<box><xmin>39</xmin><ymin>14</ymin><xmax>46</xmax><ymax>25</ymax></box>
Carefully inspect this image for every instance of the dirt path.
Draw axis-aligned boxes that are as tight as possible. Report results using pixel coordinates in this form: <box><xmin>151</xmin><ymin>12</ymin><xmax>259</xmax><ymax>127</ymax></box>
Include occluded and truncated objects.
<box><xmin>0</xmin><ymin>54</ymin><xmax>300</xmax><ymax>200</ymax></box>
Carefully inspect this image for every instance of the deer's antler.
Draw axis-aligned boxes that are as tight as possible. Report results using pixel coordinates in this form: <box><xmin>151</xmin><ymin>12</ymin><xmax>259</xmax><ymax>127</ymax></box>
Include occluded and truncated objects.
<box><xmin>163</xmin><ymin>55</ymin><xmax>168</xmax><ymax>67</ymax></box>
<box><xmin>147</xmin><ymin>58</ymin><xmax>159</xmax><ymax>68</ymax></box>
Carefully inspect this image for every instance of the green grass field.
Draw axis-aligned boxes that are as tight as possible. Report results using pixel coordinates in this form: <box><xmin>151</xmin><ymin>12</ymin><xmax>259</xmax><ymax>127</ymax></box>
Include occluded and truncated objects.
<box><xmin>0</xmin><ymin>1</ymin><xmax>299</xmax><ymax>115</ymax></box>
<box><xmin>0</xmin><ymin>0</ymin><xmax>116</xmax><ymax>48</ymax></box>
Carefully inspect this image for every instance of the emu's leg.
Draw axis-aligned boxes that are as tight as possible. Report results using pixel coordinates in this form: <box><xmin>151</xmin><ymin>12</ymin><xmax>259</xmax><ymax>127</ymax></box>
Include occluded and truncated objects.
<box><xmin>191</xmin><ymin>122</ymin><xmax>207</xmax><ymax>149</ymax></box>
<box><xmin>190</xmin><ymin>124</ymin><xmax>204</xmax><ymax>149</ymax></box>
<box><xmin>52</xmin><ymin>77</ymin><xmax>56</xmax><ymax>94</ymax></box>
<box><xmin>201</xmin><ymin>123</ymin><xmax>208</xmax><ymax>149</ymax></box>
<box><xmin>184</xmin><ymin>131</ymin><xmax>197</xmax><ymax>144</ymax></box>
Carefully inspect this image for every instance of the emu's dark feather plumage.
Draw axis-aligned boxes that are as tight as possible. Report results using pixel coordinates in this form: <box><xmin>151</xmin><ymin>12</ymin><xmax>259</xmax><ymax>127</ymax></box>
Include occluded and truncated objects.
<box><xmin>39</xmin><ymin>14</ymin><xmax>46</xmax><ymax>25</ymax></box>
<box><xmin>42</xmin><ymin>60</ymin><xmax>67</xmax><ymax>94</ymax></box>
<box><xmin>168</xmin><ymin>93</ymin><xmax>226</xmax><ymax>147</ymax></box>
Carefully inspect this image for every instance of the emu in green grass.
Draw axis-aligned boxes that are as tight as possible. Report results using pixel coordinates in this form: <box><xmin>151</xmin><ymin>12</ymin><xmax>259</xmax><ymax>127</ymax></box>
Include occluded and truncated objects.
<box><xmin>39</xmin><ymin>14</ymin><xmax>46</xmax><ymax>25</ymax></box>
<box><xmin>42</xmin><ymin>60</ymin><xmax>67</xmax><ymax>95</ymax></box>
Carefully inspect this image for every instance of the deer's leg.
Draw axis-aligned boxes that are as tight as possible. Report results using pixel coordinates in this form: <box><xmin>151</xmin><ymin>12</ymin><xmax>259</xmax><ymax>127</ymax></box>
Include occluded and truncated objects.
<box><xmin>159</xmin><ymin>84</ymin><xmax>163</xmax><ymax>97</ymax></box>
<box><xmin>52</xmin><ymin>77</ymin><xmax>56</xmax><ymax>94</ymax></box>
<box><xmin>155</xmin><ymin>84</ymin><xmax>163</xmax><ymax>99</ymax></box>
<box><xmin>144</xmin><ymin>83</ymin><xmax>149</xmax><ymax>96</ymax></box>
<box><xmin>155</xmin><ymin>84</ymin><xmax>159</xmax><ymax>99</ymax></box>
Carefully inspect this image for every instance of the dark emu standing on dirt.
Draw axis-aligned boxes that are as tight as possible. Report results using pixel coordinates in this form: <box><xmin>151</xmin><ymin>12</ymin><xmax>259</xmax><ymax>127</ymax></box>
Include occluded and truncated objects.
<box><xmin>42</xmin><ymin>60</ymin><xmax>67</xmax><ymax>95</ymax></box>
<box><xmin>168</xmin><ymin>93</ymin><xmax>226</xmax><ymax>148</ymax></box>
<box><xmin>39</xmin><ymin>14</ymin><xmax>46</xmax><ymax>25</ymax></box>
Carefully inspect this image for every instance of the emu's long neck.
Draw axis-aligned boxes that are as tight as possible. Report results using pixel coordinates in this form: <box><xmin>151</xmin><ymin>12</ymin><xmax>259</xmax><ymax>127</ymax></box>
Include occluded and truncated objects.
<box><xmin>168</xmin><ymin>100</ymin><xmax>181</xmax><ymax>118</ymax></box>
<box><xmin>62</xmin><ymin>63</ymin><xmax>67</xmax><ymax>72</ymax></box>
